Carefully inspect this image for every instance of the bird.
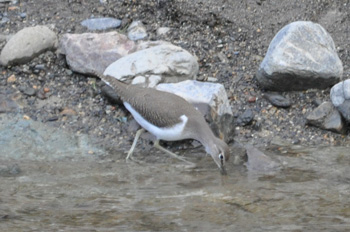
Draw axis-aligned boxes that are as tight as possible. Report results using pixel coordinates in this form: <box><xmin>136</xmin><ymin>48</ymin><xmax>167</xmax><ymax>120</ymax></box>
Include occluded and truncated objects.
<box><xmin>95</xmin><ymin>73</ymin><xmax>230</xmax><ymax>174</ymax></box>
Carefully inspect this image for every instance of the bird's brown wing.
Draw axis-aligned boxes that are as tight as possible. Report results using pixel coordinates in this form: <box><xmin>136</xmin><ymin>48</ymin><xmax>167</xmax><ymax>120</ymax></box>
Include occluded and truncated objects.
<box><xmin>125</xmin><ymin>86</ymin><xmax>199</xmax><ymax>128</ymax></box>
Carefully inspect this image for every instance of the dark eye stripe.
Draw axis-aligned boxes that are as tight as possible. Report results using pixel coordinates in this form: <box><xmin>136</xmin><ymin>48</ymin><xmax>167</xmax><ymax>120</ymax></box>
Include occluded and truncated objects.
<box><xmin>219</xmin><ymin>154</ymin><xmax>224</xmax><ymax>160</ymax></box>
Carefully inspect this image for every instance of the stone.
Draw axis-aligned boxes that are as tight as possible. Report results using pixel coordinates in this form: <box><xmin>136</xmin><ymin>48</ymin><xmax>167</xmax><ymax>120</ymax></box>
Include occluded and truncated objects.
<box><xmin>157</xmin><ymin>27</ymin><xmax>170</xmax><ymax>36</ymax></box>
<box><xmin>59</xmin><ymin>32</ymin><xmax>136</xmax><ymax>75</ymax></box>
<box><xmin>0</xmin><ymin>25</ymin><xmax>57</xmax><ymax>66</ymax></box>
<box><xmin>104</xmin><ymin>44</ymin><xmax>199</xmax><ymax>84</ymax></box>
<box><xmin>135</xmin><ymin>40</ymin><xmax>171</xmax><ymax>51</ymax></box>
<box><xmin>330</xmin><ymin>79</ymin><xmax>350</xmax><ymax>122</ymax></box>
<box><xmin>0</xmin><ymin>34</ymin><xmax>11</xmax><ymax>43</ymax></box>
<box><xmin>306</xmin><ymin>101</ymin><xmax>345</xmax><ymax>134</ymax></box>
<box><xmin>131</xmin><ymin>75</ymin><xmax>161</xmax><ymax>88</ymax></box>
<box><xmin>257</xmin><ymin>21</ymin><xmax>343</xmax><ymax>91</ymax></box>
<box><xmin>245</xmin><ymin>145</ymin><xmax>281</xmax><ymax>174</ymax></box>
<box><xmin>156</xmin><ymin>80</ymin><xmax>234</xmax><ymax>142</ymax></box>
<box><xmin>127</xmin><ymin>20</ymin><xmax>147</xmax><ymax>41</ymax></box>
<box><xmin>263</xmin><ymin>92</ymin><xmax>292</xmax><ymax>108</ymax></box>
<box><xmin>236</xmin><ymin>109</ymin><xmax>254</xmax><ymax>126</ymax></box>
<box><xmin>0</xmin><ymin>114</ymin><xmax>104</xmax><ymax>160</ymax></box>
<box><xmin>7</xmin><ymin>74</ymin><xmax>16</xmax><ymax>83</ymax></box>
<box><xmin>60</xmin><ymin>108</ymin><xmax>77</xmax><ymax>116</ymax></box>
<box><xmin>0</xmin><ymin>93</ymin><xmax>18</xmax><ymax>113</ymax></box>
<box><xmin>81</xmin><ymin>17</ymin><xmax>122</xmax><ymax>31</ymax></box>
<box><xmin>0</xmin><ymin>164</ymin><xmax>21</xmax><ymax>177</ymax></box>
<box><xmin>19</xmin><ymin>85</ymin><xmax>36</xmax><ymax>96</ymax></box>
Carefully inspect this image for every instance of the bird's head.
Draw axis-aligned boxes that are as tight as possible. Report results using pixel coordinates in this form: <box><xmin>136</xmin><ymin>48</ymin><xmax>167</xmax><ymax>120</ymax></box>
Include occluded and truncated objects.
<box><xmin>207</xmin><ymin>138</ymin><xmax>230</xmax><ymax>175</ymax></box>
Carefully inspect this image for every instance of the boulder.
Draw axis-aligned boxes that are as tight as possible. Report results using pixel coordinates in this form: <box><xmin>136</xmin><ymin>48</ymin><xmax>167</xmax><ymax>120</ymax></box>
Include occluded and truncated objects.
<box><xmin>59</xmin><ymin>32</ymin><xmax>136</xmax><ymax>75</ymax></box>
<box><xmin>104</xmin><ymin>44</ymin><xmax>199</xmax><ymax>84</ymax></box>
<box><xmin>0</xmin><ymin>26</ymin><xmax>57</xmax><ymax>66</ymax></box>
<box><xmin>257</xmin><ymin>21</ymin><xmax>343</xmax><ymax>91</ymax></box>
<box><xmin>330</xmin><ymin>79</ymin><xmax>350</xmax><ymax>122</ymax></box>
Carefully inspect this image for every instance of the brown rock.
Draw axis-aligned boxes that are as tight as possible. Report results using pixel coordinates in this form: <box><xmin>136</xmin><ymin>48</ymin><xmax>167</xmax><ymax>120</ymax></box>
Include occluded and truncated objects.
<box><xmin>60</xmin><ymin>108</ymin><xmax>77</xmax><ymax>116</ymax></box>
<box><xmin>59</xmin><ymin>32</ymin><xmax>136</xmax><ymax>75</ymax></box>
<box><xmin>7</xmin><ymin>74</ymin><xmax>16</xmax><ymax>83</ymax></box>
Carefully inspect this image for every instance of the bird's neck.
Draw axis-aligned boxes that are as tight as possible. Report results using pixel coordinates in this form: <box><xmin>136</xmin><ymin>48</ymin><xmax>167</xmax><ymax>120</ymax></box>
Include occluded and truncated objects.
<box><xmin>196</xmin><ymin>125</ymin><xmax>221</xmax><ymax>154</ymax></box>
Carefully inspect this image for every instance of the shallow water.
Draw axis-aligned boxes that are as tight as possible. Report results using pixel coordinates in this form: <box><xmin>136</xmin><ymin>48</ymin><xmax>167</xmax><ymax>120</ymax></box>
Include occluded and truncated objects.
<box><xmin>1</xmin><ymin>144</ymin><xmax>350</xmax><ymax>232</ymax></box>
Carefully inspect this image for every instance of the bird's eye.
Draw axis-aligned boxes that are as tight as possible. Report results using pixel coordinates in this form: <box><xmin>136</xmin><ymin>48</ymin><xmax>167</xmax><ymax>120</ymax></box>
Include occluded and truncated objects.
<box><xmin>219</xmin><ymin>154</ymin><xmax>224</xmax><ymax>160</ymax></box>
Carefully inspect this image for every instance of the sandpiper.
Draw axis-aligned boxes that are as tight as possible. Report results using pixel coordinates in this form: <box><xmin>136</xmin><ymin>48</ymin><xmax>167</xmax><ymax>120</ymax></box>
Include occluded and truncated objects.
<box><xmin>96</xmin><ymin>73</ymin><xmax>230</xmax><ymax>173</ymax></box>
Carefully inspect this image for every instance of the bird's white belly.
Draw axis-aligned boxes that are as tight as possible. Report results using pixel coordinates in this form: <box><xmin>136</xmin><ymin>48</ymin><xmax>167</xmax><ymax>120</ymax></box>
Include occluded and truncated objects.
<box><xmin>124</xmin><ymin>102</ymin><xmax>188</xmax><ymax>141</ymax></box>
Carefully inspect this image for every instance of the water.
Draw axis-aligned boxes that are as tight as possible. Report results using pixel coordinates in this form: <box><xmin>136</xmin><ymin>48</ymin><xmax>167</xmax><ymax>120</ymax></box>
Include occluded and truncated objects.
<box><xmin>1</xmin><ymin>145</ymin><xmax>350</xmax><ymax>231</ymax></box>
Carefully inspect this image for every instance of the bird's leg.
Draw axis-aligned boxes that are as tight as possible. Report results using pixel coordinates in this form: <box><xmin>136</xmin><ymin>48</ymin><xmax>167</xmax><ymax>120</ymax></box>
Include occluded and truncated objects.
<box><xmin>153</xmin><ymin>140</ymin><xmax>195</xmax><ymax>166</ymax></box>
<box><xmin>126</xmin><ymin>128</ymin><xmax>145</xmax><ymax>160</ymax></box>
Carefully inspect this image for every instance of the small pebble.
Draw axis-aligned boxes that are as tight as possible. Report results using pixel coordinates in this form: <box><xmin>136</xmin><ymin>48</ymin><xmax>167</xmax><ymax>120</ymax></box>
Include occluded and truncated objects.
<box><xmin>157</xmin><ymin>27</ymin><xmax>170</xmax><ymax>36</ymax></box>
<box><xmin>46</xmin><ymin>116</ymin><xmax>59</xmax><ymax>122</ymax></box>
<box><xmin>236</xmin><ymin>109</ymin><xmax>254</xmax><ymax>126</ymax></box>
<box><xmin>81</xmin><ymin>17</ymin><xmax>122</xmax><ymax>31</ymax></box>
<box><xmin>34</xmin><ymin>64</ymin><xmax>46</xmax><ymax>70</ymax></box>
<box><xmin>7</xmin><ymin>74</ymin><xmax>16</xmax><ymax>83</ymax></box>
<box><xmin>21</xmin><ymin>86</ymin><xmax>36</xmax><ymax>96</ymax></box>
<box><xmin>60</xmin><ymin>108</ymin><xmax>77</xmax><ymax>116</ymax></box>
<box><xmin>19</xmin><ymin>12</ymin><xmax>26</xmax><ymax>19</ymax></box>
<box><xmin>23</xmin><ymin>115</ymin><xmax>30</xmax><ymax>120</ymax></box>
<box><xmin>248</xmin><ymin>96</ymin><xmax>256</xmax><ymax>103</ymax></box>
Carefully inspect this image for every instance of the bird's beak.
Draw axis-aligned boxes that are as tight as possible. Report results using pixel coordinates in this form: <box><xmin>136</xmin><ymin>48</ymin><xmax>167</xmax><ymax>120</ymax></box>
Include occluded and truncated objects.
<box><xmin>219</xmin><ymin>159</ymin><xmax>227</xmax><ymax>175</ymax></box>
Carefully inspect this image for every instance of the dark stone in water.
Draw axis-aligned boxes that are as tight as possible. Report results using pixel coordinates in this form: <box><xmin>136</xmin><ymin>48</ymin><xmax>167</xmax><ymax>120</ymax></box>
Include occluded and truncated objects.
<box><xmin>245</xmin><ymin>145</ymin><xmax>281</xmax><ymax>173</ymax></box>
<box><xmin>0</xmin><ymin>164</ymin><xmax>21</xmax><ymax>177</ymax></box>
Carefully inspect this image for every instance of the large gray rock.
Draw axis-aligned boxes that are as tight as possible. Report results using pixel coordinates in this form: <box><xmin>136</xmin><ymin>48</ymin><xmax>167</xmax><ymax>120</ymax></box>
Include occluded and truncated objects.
<box><xmin>0</xmin><ymin>114</ymin><xmax>104</xmax><ymax>160</ymax></box>
<box><xmin>156</xmin><ymin>80</ymin><xmax>234</xmax><ymax>142</ymax></box>
<box><xmin>104</xmin><ymin>44</ymin><xmax>199</xmax><ymax>84</ymax></box>
<box><xmin>330</xmin><ymin>79</ymin><xmax>350</xmax><ymax>122</ymax></box>
<box><xmin>306</xmin><ymin>101</ymin><xmax>346</xmax><ymax>134</ymax></box>
<box><xmin>0</xmin><ymin>26</ymin><xmax>57</xmax><ymax>66</ymax></box>
<box><xmin>257</xmin><ymin>21</ymin><xmax>343</xmax><ymax>91</ymax></box>
<box><xmin>59</xmin><ymin>32</ymin><xmax>136</xmax><ymax>75</ymax></box>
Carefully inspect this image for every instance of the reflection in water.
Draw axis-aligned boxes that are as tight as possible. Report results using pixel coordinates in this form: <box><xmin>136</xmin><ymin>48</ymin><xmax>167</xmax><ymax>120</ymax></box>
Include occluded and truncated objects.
<box><xmin>1</xmin><ymin>146</ymin><xmax>350</xmax><ymax>231</ymax></box>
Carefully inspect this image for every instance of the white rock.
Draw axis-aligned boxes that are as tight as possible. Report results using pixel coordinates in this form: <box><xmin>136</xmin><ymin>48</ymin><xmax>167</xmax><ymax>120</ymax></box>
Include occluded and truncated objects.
<box><xmin>0</xmin><ymin>25</ymin><xmax>57</xmax><ymax>66</ymax></box>
<box><xmin>104</xmin><ymin>44</ymin><xmax>199</xmax><ymax>83</ymax></box>
<box><xmin>156</xmin><ymin>80</ymin><xmax>232</xmax><ymax>116</ymax></box>
<box><xmin>131</xmin><ymin>76</ymin><xmax>146</xmax><ymax>85</ymax></box>
<box><xmin>148</xmin><ymin>75</ymin><xmax>162</xmax><ymax>87</ymax></box>
<box><xmin>127</xmin><ymin>21</ymin><xmax>148</xmax><ymax>41</ymax></box>
<box><xmin>131</xmin><ymin>75</ymin><xmax>161</xmax><ymax>88</ymax></box>
<box><xmin>157</xmin><ymin>27</ymin><xmax>170</xmax><ymax>36</ymax></box>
